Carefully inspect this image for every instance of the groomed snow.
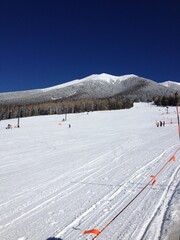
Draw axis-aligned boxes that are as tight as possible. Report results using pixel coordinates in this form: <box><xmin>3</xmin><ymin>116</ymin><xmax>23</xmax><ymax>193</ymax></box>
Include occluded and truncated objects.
<box><xmin>0</xmin><ymin>103</ymin><xmax>179</xmax><ymax>240</ymax></box>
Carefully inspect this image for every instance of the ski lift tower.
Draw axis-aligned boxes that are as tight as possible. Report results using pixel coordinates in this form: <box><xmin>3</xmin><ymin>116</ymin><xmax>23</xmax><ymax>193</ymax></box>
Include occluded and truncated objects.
<box><xmin>17</xmin><ymin>107</ymin><xmax>20</xmax><ymax>128</ymax></box>
<box><xmin>65</xmin><ymin>106</ymin><xmax>68</xmax><ymax>121</ymax></box>
<box><xmin>166</xmin><ymin>106</ymin><xmax>169</xmax><ymax>114</ymax></box>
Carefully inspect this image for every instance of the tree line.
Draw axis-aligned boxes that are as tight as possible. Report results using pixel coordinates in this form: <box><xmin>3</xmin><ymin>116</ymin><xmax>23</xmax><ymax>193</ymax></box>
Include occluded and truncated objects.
<box><xmin>0</xmin><ymin>97</ymin><xmax>133</xmax><ymax>120</ymax></box>
<box><xmin>153</xmin><ymin>93</ymin><xmax>180</xmax><ymax>106</ymax></box>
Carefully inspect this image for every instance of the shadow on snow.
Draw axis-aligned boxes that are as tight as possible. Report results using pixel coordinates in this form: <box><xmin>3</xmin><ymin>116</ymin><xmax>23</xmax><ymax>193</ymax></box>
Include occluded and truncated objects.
<box><xmin>46</xmin><ymin>238</ymin><xmax>63</xmax><ymax>240</ymax></box>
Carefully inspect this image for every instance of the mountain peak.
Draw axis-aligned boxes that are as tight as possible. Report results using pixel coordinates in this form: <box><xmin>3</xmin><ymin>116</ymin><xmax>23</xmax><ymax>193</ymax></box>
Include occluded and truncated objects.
<box><xmin>82</xmin><ymin>73</ymin><xmax>138</xmax><ymax>83</ymax></box>
<box><xmin>42</xmin><ymin>73</ymin><xmax>139</xmax><ymax>91</ymax></box>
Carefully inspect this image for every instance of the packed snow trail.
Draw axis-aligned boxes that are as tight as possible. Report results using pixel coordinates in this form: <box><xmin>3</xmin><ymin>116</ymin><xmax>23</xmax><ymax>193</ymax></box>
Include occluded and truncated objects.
<box><xmin>82</xmin><ymin>146</ymin><xmax>180</xmax><ymax>239</ymax></box>
<box><xmin>0</xmin><ymin>103</ymin><xmax>179</xmax><ymax>240</ymax></box>
<box><xmin>55</xmin><ymin>146</ymin><xmax>180</xmax><ymax>240</ymax></box>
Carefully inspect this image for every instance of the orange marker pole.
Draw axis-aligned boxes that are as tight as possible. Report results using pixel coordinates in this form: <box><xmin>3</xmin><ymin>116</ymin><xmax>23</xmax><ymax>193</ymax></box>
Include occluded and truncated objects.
<box><xmin>169</xmin><ymin>155</ymin><xmax>176</xmax><ymax>162</ymax></box>
<box><xmin>150</xmin><ymin>175</ymin><xmax>156</xmax><ymax>185</ymax></box>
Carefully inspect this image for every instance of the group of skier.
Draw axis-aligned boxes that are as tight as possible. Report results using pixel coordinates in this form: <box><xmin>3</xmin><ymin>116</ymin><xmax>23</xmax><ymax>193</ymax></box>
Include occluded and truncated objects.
<box><xmin>156</xmin><ymin>121</ymin><xmax>165</xmax><ymax>127</ymax></box>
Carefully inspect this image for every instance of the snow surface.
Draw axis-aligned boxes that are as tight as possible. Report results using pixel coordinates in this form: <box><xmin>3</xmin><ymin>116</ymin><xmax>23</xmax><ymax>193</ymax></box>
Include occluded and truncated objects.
<box><xmin>162</xmin><ymin>183</ymin><xmax>180</xmax><ymax>240</ymax></box>
<box><xmin>0</xmin><ymin>103</ymin><xmax>180</xmax><ymax>240</ymax></box>
<box><xmin>42</xmin><ymin>73</ymin><xmax>138</xmax><ymax>92</ymax></box>
<box><xmin>161</xmin><ymin>81</ymin><xmax>180</xmax><ymax>87</ymax></box>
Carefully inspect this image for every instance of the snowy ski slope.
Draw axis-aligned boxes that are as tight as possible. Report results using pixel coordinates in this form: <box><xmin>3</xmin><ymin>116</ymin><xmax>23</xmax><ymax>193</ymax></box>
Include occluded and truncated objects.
<box><xmin>0</xmin><ymin>103</ymin><xmax>179</xmax><ymax>240</ymax></box>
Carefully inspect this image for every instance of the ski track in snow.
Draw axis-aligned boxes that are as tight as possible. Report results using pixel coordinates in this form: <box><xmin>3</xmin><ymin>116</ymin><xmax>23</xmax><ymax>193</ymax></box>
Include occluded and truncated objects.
<box><xmin>0</xmin><ymin>103</ymin><xmax>179</xmax><ymax>240</ymax></box>
<box><xmin>136</xmin><ymin>166</ymin><xmax>180</xmax><ymax>240</ymax></box>
<box><xmin>56</xmin><ymin>146</ymin><xmax>179</xmax><ymax>240</ymax></box>
<box><xmin>0</xmin><ymin>147</ymin><xmax>173</xmax><ymax>236</ymax></box>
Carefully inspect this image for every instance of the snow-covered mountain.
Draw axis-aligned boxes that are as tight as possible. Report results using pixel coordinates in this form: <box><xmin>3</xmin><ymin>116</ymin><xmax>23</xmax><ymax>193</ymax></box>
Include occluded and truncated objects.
<box><xmin>0</xmin><ymin>73</ymin><xmax>178</xmax><ymax>105</ymax></box>
<box><xmin>161</xmin><ymin>81</ymin><xmax>180</xmax><ymax>91</ymax></box>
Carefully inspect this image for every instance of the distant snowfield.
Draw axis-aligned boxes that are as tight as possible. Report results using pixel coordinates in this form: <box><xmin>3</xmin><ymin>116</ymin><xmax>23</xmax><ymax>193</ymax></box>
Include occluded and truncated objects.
<box><xmin>0</xmin><ymin>103</ymin><xmax>179</xmax><ymax>240</ymax></box>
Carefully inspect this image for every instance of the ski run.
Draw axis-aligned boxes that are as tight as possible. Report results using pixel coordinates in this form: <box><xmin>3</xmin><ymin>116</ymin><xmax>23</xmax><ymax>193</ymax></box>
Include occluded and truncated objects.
<box><xmin>0</xmin><ymin>102</ymin><xmax>179</xmax><ymax>240</ymax></box>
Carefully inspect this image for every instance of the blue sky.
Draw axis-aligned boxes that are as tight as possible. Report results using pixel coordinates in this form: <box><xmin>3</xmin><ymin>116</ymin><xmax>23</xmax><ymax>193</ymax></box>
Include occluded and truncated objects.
<box><xmin>0</xmin><ymin>0</ymin><xmax>180</xmax><ymax>92</ymax></box>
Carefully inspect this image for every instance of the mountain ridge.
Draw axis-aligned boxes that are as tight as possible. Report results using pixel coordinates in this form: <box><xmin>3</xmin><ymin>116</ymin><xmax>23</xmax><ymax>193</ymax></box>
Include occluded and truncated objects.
<box><xmin>161</xmin><ymin>81</ymin><xmax>180</xmax><ymax>90</ymax></box>
<box><xmin>41</xmin><ymin>73</ymin><xmax>139</xmax><ymax>92</ymax></box>
<box><xmin>0</xmin><ymin>73</ymin><xmax>179</xmax><ymax>105</ymax></box>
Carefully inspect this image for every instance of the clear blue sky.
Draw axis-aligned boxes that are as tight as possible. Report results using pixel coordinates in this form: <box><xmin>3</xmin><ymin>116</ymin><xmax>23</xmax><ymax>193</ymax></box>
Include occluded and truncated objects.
<box><xmin>0</xmin><ymin>0</ymin><xmax>179</xmax><ymax>92</ymax></box>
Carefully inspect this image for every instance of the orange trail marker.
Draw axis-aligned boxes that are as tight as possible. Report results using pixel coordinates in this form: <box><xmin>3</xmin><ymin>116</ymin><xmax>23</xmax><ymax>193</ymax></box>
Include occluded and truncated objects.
<box><xmin>83</xmin><ymin>229</ymin><xmax>101</xmax><ymax>236</ymax></box>
<box><xmin>150</xmin><ymin>175</ymin><xmax>156</xmax><ymax>185</ymax></box>
<box><xmin>169</xmin><ymin>155</ymin><xmax>176</xmax><ymax>162</ymax></box>
<box><xmin>152</xmin><ymin>179</ymin><xmax>156</xmax><ymax>186</ymax></box>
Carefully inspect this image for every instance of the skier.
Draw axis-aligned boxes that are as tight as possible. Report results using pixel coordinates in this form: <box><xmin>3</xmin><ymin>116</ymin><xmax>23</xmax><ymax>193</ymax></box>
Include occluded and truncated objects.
<box><xmin>6</xmin><ymin>124</ymin><xmax>12</xmax><ymax>129</ymax></box>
